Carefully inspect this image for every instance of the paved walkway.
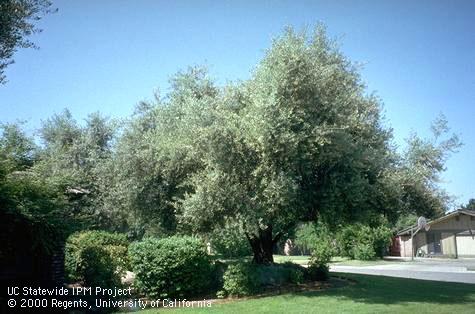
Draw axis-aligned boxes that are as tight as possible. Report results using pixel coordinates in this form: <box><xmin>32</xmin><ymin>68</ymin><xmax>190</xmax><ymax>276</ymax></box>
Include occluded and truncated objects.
<box><xmin>330</xmin><ymin>258</ymin><xmax>475</xmax><ymax>284</ymax></box>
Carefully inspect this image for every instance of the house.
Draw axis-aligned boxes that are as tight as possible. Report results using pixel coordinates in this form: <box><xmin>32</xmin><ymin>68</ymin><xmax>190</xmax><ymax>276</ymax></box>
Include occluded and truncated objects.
<box><xmin>395</xmin><ymin>210</ymin><xmax>475</xmax><ymax>258</ymax></box>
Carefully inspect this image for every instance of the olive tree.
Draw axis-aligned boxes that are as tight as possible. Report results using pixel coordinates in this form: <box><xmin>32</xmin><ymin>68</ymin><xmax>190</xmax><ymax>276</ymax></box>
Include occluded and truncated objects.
<box><xmin>179</xmin><ymin>27</ymin><xmax>396</xmax><ymax>263</ymax></box>
<box><xmin>107</xmin><ymin>26</ymin><xmax>459</xmax><ymax>263</ymax></box>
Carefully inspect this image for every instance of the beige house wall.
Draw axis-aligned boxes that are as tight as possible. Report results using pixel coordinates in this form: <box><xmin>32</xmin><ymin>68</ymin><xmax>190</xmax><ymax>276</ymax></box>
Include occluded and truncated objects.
<box><xmin>441</xmin><ymin>233</ymin><xmax>456</xmax><ymax>256</ymax></box>
<box><xmin>399</xmin><ymin>235</ymin><xmax>412</xmax><ymax>257</ymax></box>
<box><xmin>456</xmin><ymin>235</ymin><xmax>475</xmax><ymax>256</ymax></box>
<box><xmin>430</xmin><ymin>214</ymin><xmax>474</xmax><ymax>232</ymax></box>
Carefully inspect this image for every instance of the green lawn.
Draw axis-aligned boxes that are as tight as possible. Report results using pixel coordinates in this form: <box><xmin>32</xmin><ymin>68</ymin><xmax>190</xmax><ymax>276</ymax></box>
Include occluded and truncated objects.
<box><xmin>273</xmin><ymin>255</ymin><xmax>311</xmax><ymax>265</ymax></box>
<box><xmin>273</xmin><ymin>255</ymin><xmax>404</xmax><ymax>267</ymax></box>
<box><xmin>329</xmin><ymin>256</ymin><xmax>406</xmax><ymax>266</ymax></box>
<box><xmin>138</xmin><ymin>273</ymin><xmax>475</xmax><ymax>314</ymax></box>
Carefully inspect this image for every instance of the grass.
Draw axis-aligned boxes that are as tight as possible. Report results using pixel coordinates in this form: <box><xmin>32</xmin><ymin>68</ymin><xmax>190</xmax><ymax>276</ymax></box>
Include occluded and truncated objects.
<box><xmin>273</xmin><ymin>255</ymin><xmax>311</xmax><ymax>265</ymax></box>
<box><xmin>273</xmin><ymin>255</ymin><xmax>404</xmax><ymax>267</ymax></box>
<box><xmin>330</xmin><ymin>257</ymin><xmax>406</xmax><ymax>266</ymax></box>
<box><xmin>137</xmin><ymin>273</ymin><xmax>475</xmax><ymax>314</ymax></box>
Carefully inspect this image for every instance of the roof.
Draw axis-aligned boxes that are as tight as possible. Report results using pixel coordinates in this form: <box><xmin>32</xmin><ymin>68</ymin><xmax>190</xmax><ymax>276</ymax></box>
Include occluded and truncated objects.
<box><xmin>397</xmin><ymin>209</ymin><xmax>475</xmax><ymax>236</ymax></box>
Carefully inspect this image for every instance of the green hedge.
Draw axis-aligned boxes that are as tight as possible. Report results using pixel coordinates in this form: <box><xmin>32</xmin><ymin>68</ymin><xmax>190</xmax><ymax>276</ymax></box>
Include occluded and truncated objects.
<box><xmin>336</xmin><ymin>224</ymin><xmax>392</xmax><ymax>260</ymax></box>
<box><xmin>129</xmin><ymin>236</ymin><xmax>213</xmax><ymax>298</ymax></box>
<box><xmin>65</xmin><ymin>230</ymin><xmax>129</xmax><ymax>288</ymax></box>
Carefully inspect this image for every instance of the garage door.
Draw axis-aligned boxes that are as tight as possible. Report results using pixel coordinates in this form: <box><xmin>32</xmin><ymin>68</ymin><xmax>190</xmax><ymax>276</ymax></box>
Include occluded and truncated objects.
<box><xmin>456</xmin><ymin>235</ymin><xmax>475</xmax><ymax>256</ymax></box>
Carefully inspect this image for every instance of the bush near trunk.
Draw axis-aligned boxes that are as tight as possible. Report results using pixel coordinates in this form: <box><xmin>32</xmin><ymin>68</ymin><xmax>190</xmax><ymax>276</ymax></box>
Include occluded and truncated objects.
<box><xmin>129</xmin><ymin>236</ymin><xmax>213</xmax><ymax>298</ymax></box>
<box><xmin>65</xmin><ymin>230</ymin><xmax>129</xmax><ymax>288</ymax></box>
<box><xmin>306</xmin><ymin>234</ymin><xmax>335</xmax><ymax>281</ymax></box>
<box><xmin>220</xmin><ymin>263</ymin><xmax>259</xmax><ymax>297</ymax></box>
<box><xmin>220</xmin><ymin>262</ymin><xmax>306</xmax><ymax>297</ymax></box>
<box><xmin>208</xmin><ymin>222</ymin><xmax>251</xmax><ymax>258</ymax></box>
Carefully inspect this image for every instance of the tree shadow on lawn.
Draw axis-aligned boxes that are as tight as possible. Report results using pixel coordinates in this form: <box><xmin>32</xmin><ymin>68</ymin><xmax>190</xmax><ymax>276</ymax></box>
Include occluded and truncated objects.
<box><xmin>289</xmin><ymin>273</ymin><xmax>475</xmax><ymax>306</ymax></box>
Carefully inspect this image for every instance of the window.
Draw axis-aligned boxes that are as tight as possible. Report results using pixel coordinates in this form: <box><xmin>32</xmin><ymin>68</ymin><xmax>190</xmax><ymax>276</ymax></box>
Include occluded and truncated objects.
<box><xmin>455</xmin><ymin>216</ymin><xmax>460</xmax><ymax>221</ymax></box>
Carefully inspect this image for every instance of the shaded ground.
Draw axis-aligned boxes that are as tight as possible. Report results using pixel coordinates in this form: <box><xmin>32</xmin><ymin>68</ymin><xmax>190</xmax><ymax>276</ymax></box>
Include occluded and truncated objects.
<box><xmin>136</xmin><ymin>273</ymin><xmax>475</xmax><ymax>314</ymax></box>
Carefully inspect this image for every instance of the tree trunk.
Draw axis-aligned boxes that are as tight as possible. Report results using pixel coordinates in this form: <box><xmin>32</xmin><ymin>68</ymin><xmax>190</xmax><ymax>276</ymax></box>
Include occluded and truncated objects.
<box><xmin>246</xmin><ymin>225</ymin><xmax>282</xmax><ymax>265</ymax></box>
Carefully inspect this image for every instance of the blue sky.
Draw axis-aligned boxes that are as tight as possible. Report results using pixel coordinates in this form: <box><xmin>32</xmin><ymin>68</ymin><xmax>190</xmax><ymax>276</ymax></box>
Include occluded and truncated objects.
<box><xmin>0</xmin><ymin>0</ymin><xmax>474</xmax><ymax>207</ymax></box>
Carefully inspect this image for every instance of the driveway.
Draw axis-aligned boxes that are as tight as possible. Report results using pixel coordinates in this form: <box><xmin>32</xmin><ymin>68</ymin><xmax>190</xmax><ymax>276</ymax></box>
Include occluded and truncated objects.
<box><xmin>330</xmin><ymin>258</ymin><xmax>475</xmax><ymax>284</ymax></box>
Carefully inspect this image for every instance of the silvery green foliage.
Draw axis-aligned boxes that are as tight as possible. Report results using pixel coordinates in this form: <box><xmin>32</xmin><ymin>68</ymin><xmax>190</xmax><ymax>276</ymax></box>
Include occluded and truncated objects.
<box><xmin>398</xmin><ymin>113</ymin><xmax>462</xmax><ymax>218</ymax></box>
<box><xmin>102</xmin><ymin>67</ymin><xmax>219</xmax><ymax>235</ymax></box>
<box><xmin>0</xmin><ymin>122</ymin><xmax>37</xmax><ymax>170</ymax></box>
<box><xmin>33</xmin><ymin>109</ymin><xmax>117</xmax><ymax>228</ymax></box>
<box><xmin>179</xmin><ymin>26</ymin><xmax>394</xmax><ymax>238</ymax></box>
<box><xmin>0</xmin><ymin>0</ymin><xmax>55</xmax><ymax>84</ymax></box>
<box><xmin>104</xmin><ymin>26</ymin><xmax>458</xmax><ymax>246</ymax></box>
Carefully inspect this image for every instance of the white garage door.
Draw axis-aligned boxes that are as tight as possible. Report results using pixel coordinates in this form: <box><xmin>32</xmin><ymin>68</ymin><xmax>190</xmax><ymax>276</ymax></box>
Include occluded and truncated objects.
<box><xmin>456</xmin><ymin>235</ymin><xmax>475</xmax><ymax>256</ymax></box>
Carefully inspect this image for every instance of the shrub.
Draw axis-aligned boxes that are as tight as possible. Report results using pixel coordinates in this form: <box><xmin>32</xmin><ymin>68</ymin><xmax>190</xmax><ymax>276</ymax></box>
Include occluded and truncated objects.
<box><xmin>221</xmin><ymin>263</ymin><xmax>259</xmax><ymax>297</ymax></box>
<box><xmin>288</xmin><ymin>267</ymin><xmax>304</xmax><ymax>284</ymax></box>
<box><xmin>79</xmin><ymin>246</ymin><xmax>118</xmax><ymax>288</ymax></box>
<box><xmin>353</xmin><ymin>242</ymin><xmax>376</xmax><ymax>260</ymax></box>
<box><xmin>256</xmin><ymin>262</ymin><xmax>305</xmax><ymax>286</ymax></box>
<box><xmin>306</xmin><ymin>235</ymin><xmax>335</xmax><ymax>281</ymax></box>
<box><xmin>129</xmin><ymin>236</ymin><xmax>213</xmax><ymax>298</ymax></box>
<box><xmin>307</xmin><ymin>262</ymin><xmax>329</xmax><ymax>281</ymax></box>
<box><xmin>294</xmin><ymin>223</ymin><xmax>319</xmax><ymax>255</ymax></box>
<box><xmin>208</xmin><ymin>222</ymin><xmax>251</xmax><ymax>258</ymax></box>
<box><xmin>336</xmin><ymin>224</ymin><xmax>360</xmax><ymax>258</ymax></box>
<box><xmin>220</xmin><ymin>262</ymin><xmax>307</xmax><ymax>297</ymax></box>
<box><xmin>65</xmin><ymin>230</ymin><xmax>129</xmax><ymax>288</ymax></box>
<box><xmin>372</xmin><ymin>225</ymin><xmax>393</xmax><ymax>258</ymax></box>
<box><xmin>336</xmin><ymin>224</ymin><xmax>392</xmax><ymax>260</ymax></box>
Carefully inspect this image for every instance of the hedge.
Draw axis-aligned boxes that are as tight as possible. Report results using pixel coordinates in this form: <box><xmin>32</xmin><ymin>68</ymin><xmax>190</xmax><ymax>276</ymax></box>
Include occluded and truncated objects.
<box><xmin>129</xmin><ymin>236</ymin><xmax>213</xmax><ymax>298</ymax></box>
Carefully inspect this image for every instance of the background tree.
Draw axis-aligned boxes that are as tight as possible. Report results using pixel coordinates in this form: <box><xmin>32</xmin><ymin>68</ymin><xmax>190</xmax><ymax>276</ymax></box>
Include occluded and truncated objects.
<box><xmin>34</xmin><ymin>109</ymin><xmax>116</xmax><ymax>229</ymax></box>
<box><xmin>0</xmin><ymin>0</ymin><xmax>54</xmax><ymax>84</ymax></box>
<box><xmin>397</xmin><ymin>114</ymin><xmax>462</xmax><ymax>220</ymax></box>
<box><xmin>0</xmin><ymin>121</ymin><xmax>37</xmax><ymax>170</ymax></box>
<box><xmin>462</xmin><ymin>198</ymin><xmax>475</xmax><ymax>210</ymax></box>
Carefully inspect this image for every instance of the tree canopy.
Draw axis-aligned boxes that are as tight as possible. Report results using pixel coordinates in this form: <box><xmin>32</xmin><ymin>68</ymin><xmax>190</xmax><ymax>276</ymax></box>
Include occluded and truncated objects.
<box><xmin>103</xmin><ymin>26</ymin><xmax>426</xmax><ymax>263</ymax></box>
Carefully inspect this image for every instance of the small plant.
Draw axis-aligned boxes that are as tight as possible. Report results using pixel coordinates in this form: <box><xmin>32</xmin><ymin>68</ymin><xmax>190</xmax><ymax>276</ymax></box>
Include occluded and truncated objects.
<box><xmin>307</xmin><ymin>262</ymin><xmax>329</xmax><ymax>281</ymax></box>
<box><xmin>288</xmin><ymin>267</ymin><xmax>304</xmax><ymax>284</ymax></box>
<box><xmin>306</xmin><ymin>234</ymin><xmax>335</xmax><ymax>281</ymax></box>
<box><xmin>221</xmin><ymin>262</ymin><xmax>259</xmax><ymax>297</ymax></box>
